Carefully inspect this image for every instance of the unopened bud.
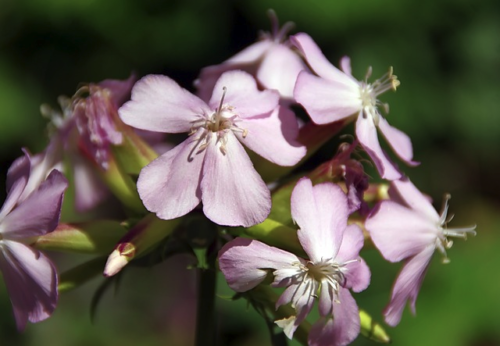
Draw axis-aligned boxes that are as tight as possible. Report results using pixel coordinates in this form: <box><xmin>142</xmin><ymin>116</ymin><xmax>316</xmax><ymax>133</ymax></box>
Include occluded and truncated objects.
<box><xmin>104</xmin><ymin>243</ymin><xmax>136</xmax><ymax>277</ymax></box>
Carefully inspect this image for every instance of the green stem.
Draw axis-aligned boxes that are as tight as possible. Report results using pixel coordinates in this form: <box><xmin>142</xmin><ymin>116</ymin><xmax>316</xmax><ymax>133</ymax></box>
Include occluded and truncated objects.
<box><xmin>195</xmin><ymin>266</ymin><xmax>217</xmax><ymax>346</ymax></box>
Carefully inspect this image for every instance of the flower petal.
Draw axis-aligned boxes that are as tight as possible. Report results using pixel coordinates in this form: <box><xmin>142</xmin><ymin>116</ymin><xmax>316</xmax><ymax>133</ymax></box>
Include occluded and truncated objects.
<box><xmin>294</xmin><ymin>71</ymin><xmax>361</xmax><ymax>125</ymax></box>
<box><xmin>119</xmin><ymin>74</ymin><xmax>209</xmax><ymax>133</ymax></box>
<box><xmin>195</xmin><ymin>40</ymin><xmax>274</xmax><ymax>102</ymax></box>
<box><xmin>365</xmin><ymin>200</ymin><xmax>438</xmax><ymax>262</ymax></box>
<box><xmin>209</xmin><ymin>71</ymin><xmax>279</xmax><ymax>118</ymax></box>
<box><xmin>309</xmin><ymin>288</ymin><xmax>360</xmax><ymax>346</ymax></box>
<box><xmin>290</xmin><ymin>33</ymin><xmax>357</xmax><ymax>87</ymax></box>
<box><xmin>389</xmin><ymin>178</ymin><xmax>440</xmax><ymax>222</ymax></box>
<box><xmin>383</xmin><ymin>245</ymin><xmax>434</xmax><ymax>326</ymax></box>
<box><xmin>236</xmin><ymin>106</ymin><xmax>306</xmax><ymax>166</ymax></box>
<box><xmin>137</xmin><ymin>133</ymin><xmax>205</xmax><ymax>220</ymax></box>
<box><xmin>218</xmin><ymin>237</ymin><xmax>300</xmax><ymax>292</ymax></box>
<box><xmin>1</xmin><ymin>170</ymin><xmax>67</xmax><ymax>240</ymax></box>
<box><xmin>0</xmin><ymin>154</ymin><xmax>30</xmax><ymax>220</ymax></box>
<box><xmin>336</xmin><ymin>224</ymin><xmax>371</xmax><ymax>292</ymax></box>
<box><xmin>378</xmin><ymin>117</ymin><xmax>419</xmax><ymax>166</ymax></box>
<box><xmin>257</xmin><ymin>44</ymin><xmax>306</xmax><ymax>99</ymax></box>
<box><xmin>291</xmin><ymin>178</ymin><xmax>348</xmax><ymax>262</ymax></box>
<box><xmin>0</xmin><ymin>241</ymin><xmax>57</xmax><ymax>331</ymax></box>
<box><xmin>201</xmin><ymin>132</ymin><xmax>270</xmax><ymax>227</ymax></box>
<box><xmin>355</xmin><ymin>114</ymin><xmax>402</xmax><ymax>180</ymax></box>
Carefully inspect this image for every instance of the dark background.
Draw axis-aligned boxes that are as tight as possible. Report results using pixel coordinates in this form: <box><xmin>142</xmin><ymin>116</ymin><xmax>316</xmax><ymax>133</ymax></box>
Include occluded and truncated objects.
<box><xmin>0</xmin><ymin>0</ymin><xmax>499</xmax><ymax>345</ymax></box>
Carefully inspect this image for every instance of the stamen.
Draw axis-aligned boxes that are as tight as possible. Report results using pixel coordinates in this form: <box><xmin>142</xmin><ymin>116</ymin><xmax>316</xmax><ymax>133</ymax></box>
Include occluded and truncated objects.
<box><xmin>213</xmin><ymin>87</ymin><xmax>227</xmax><ymax>132</ymax></box>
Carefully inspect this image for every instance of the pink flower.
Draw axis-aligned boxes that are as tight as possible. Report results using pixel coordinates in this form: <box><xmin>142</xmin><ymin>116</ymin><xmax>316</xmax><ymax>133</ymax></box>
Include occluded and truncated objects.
<box><xmin>292</xmin><ymin>33</ymin><xmax>418</xmax><ymax>180</ymax></box>
<box><xmin>218</xmin><ymin>178</ymin><xmax>370</xmax><ymax>345</ymax></box>
<box><xmin>195</xmin><ymin>11</ymin><xmax>307</xmax><ymax>101</ymax></box>
<box><xmin>365</xmin><ymin>178</ymin><xmax>476</xmax><ymax>326</ymax></box>
<box><xmin>120</xmin><ymin>70</ymin><xmax>305</xmax><ymax>227</ymax></box>
<box><xmin>0</xmin><ymin>152</ymin><xmax>68</xmax><ymax>330</ymax></box>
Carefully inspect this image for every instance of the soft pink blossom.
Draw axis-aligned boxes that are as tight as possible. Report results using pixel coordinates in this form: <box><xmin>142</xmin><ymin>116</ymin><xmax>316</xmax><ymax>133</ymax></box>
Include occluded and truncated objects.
<box><xmin>365</xmin><ymin>178</ymin><xmax>476</xmax><ymax>326</ymax></box>
<box><xmin>120</xmin><ymin>70</ymin><xmax>305</xmax><ymax>227</ymax></box>
<box><xmin>219</xmin><ymin>178</ymin><xmax>370</xmax><ymax>345</ymax></box>
<box><xmin>292</xmin><ymin>32</ymin><xmax>418</xmax><ymax>180</ymax></box>
<box><xmin>0</xmin><ymin>152</ymin><xmax>68</xmax><ymax>330</ymax></box>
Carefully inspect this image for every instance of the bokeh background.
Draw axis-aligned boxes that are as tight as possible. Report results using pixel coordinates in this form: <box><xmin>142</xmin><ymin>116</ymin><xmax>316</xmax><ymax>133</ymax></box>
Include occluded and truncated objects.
<box><xmin>0</xmin><ymin>0</ymin><xmax>499</xmax><ymax>345</ymax></box>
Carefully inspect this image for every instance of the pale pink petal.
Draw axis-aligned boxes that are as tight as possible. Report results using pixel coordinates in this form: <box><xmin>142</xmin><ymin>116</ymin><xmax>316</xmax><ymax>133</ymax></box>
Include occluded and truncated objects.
<box><xmin>309</xmin><ymin>288</ymin><xmax>360</xmax><ymax>346</ymax></box>
<box><xmin>0</xmin><ymin>241</ymin><xmax>57</xmax><ymax>331</ymax></box>
<box><xmin>365</xmin><ymin>201</ymin><xmax>438</xmax><ymax>262</ymax></box>
<box><xmin>318</xmin><ymin>281</ymin><xmax>334</xmax><ymax>316</ymax></box>
<box><xmin>218</xmin><ymin>237</ymin><xmax>300</xmax><ymax>292</ymax></box>
<box><xmin>71</xmin><ymin>155</ymin><xmax>109</xmax><ymax>212</ymax></box>
<box><xmin>290</xmin><ymin>33</ymin><xmax>357</xmax><ymax>87</ymax></box>
<box><xmin>383</xmin><ymin>245</ymin><xmax>434</xmax><ymax>326</ymax></box>
<box><xmin>137</xmin><ymin>133</ymin><xmax>205</xmax><ymax>220</ymax></box>
<box><xmin>389</xmin><ymin>178</ymin><xmax>440</xmax><ymax>222</ymax></box>
<box><xmin>226</xmin><ymin>40</ymin><xmax>274</xmax><ymax>64</ymax></box>
<box><xmin>336</xmin><ymin>224</ymin><xmax>371</xmax><ymax>292</ymax></box>
<box><xmin>0</xmin><ymin>154</ymin><xmax>30</xmax><ymax>220</ymax></box>
<box><xmin>294</xmin><ymin>71</ymin><xmax>361</xmax><ymax>124</ymax></box>
<box><xmin>340</xmin><ymin>56</ymin><xmax>352</xmax><ymax>76</ymax></box>
<box><xmin>378</xmin><ymin>117</ymin><xmax>419</xmax><ymax>166</ymax></box>
<box><xmin>119</xmin><ymin>74</ymin><xmax>209</xmax><ymax>133</ymax></box>
<box><xmin>235</xmin><ymin>106</ymin><xmax>306</xmax><ymax>166</ymax></box>
<box><xmin>200</xmin><ymin>132</ymin><xmax>270</xmax><ymax>227</ymax></box>
<box><xmin>1</xmin><ymin>170</ymin><xmax>67</xmax><ymax>240</ymax></box>
<box><xmin>257</xmin><ymin>44</ymin><xmax>306</xmax><ymax>99</ymax></box>
<box><xmin>209</xmin><ymin>71</ymin><xmax>279</xmax><ymax>118</ymax></box>
<box><xmin>291</xmin><ymin>178</ymin><xmax>348</xmax><ymax>262</ymax></box>
<box><xmin>275</xmin><ymin>281</ymin><xmax>316</xmax><ymax>338</ymax></box>
<box><xmin>355</xmin><ymin>114</ymin><xmax>402</xmax><ymax>180</ymax></box>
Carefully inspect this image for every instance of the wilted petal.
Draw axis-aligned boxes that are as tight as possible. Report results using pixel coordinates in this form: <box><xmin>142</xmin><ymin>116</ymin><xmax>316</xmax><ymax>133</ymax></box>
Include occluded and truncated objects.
<box><xmin>309</xmin><ymin>288</ymin><xmax>360</xmax><ymax>346</ymax></box>
<box><xmin>98</xmin><ymin>74</ymin><xmax>136</xmax><ymax>107</ymax></box>
<box><xmin>0</xmin><ymin>241</ymin><xmax>57</xmax><ymax>331</ymax></box>
<box><xmin>294</xmin><ymin>71</ymin><xmax>360</xmax><ymax>124</ymax></box>
<box><xmin>355</xmin><ymin>115</ymin><xmax>402</xmax><ymax>180</ymax></box>
<box><xmin>365</xmin><ymin>201</ymin><xmax>438</xmax><ymax>262</ymax></box>
<box><xmin>291</xmin><ymin>178</ymin><xmax>348</xmax><ymax>262</ymax></box>
<box><xmin>383</xmin><ymin>245</ymin><xmax>434</xmax><ymax>326</ymax></box>
<box><xmin>218</xmin><ymin>237</ymin><xmax>300</xmax><ymax>292</ymax></box>
<box><xmin>201</xmin><ymin>132</ymin><xmax>270</xmax><ymax>227</ymax></box>
<box><xmin>336</xmin><ymin>224</ymin><xmax>371</xmax><ymax>292</ymax></box>
<box><xmin>257</xmin><ymin>44</ymin><xmax>306</xmax><ymax>99</ymax></box>
<box><xmin>236</xmin><ymin>106</ymin><xmax>306</xmax><ymax>166</ymax></box>
<box><xmin>1</xmin><ymin>170</ymin><xmax>67</xmax><ymax>240</ymax></box>
<box><xmin>137</xmin><ymin>133</ymin><xmax>205</xmax><ymax>220</ymax></box>
<box><xmin>209</xmin><ymin>71</ymin><xmax>279</xmax><ymax>118</ymax></box>
<box><xmin>120</xmin><ymin>75</ymin><xmax>209</xmax><ymax>133</ymax></box>
<box><xmin>378</xmin><ymin>117</ymin><xmax>418</xmax><ymax>166</ymax></box>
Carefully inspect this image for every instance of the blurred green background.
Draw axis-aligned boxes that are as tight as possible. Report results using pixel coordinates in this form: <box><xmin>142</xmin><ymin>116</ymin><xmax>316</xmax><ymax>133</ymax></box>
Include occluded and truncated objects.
<box><xmin>0</xmin><ymin>0</ymin><xmax>499</xmax><ymax>345</ymax></box>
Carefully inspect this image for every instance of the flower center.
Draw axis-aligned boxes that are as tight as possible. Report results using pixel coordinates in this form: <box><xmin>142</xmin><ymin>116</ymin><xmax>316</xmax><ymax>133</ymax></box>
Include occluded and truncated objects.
<box><xmin>189</xmin><ymin>87</ymin><xmax>247</xmax><ymax>154</ymax></box>
<box><xmin>359</xmin><ymin>67</ymin><xmax>400</xmax><ymax>126</ymax></box>
<box><xmin>435</xmin><ymin>194</ymin><xmax>477</xmax><ymax>263</ymax></box>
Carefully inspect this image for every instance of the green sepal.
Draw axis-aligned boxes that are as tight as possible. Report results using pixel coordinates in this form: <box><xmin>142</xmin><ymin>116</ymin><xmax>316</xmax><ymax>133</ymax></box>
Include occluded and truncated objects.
<box><xmin>33</xmin><ymin>220</ymin><xmax>127</xmax><ymax>254</ymax></box>
<box><xmin>359</xmin><ymin>309</ymin><xmax>391</xmax><ymax>343</ymax></box>
<box><xmin>58</xmin><ymin>256</ymin><xmax>108</xmax><ymax>293</ymax></box>
<box><xmin>112</xmin><ymin>129</ymin><xmax>158</xmax><ymax>176</ymax></box>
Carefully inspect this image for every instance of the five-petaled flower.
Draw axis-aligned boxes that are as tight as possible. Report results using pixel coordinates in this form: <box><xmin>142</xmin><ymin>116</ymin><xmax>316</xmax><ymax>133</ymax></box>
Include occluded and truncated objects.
<box><xmin>119</xmin><ymin>70</ymin><xmax>305</xmax><ymax>227</ymax></box>
<box><xmin>219</xmin><ymin>178</ymin><xmax>370</xmax><ymax>346</ymax></box>
<box><xmin>365</xmin><ymin>178</ymin><xmax>476</xmax><ymax>326</ymax></box>
<box><xmin>292</xmin><ymin>32</ymin><xmax>418</xmax><ymax>180</ymax></box>
<box><xmin>0</xmin><ymin>151</ymin><xmax>67</xmax><ymax>330</ymax></box>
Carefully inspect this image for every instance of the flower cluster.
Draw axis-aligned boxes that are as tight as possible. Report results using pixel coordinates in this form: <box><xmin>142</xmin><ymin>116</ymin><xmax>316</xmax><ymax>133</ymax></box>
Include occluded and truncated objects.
<box><xmin>0</xmin><ymin>11</ymin><xmax>475</xmax><ymax>346</ymax></box>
